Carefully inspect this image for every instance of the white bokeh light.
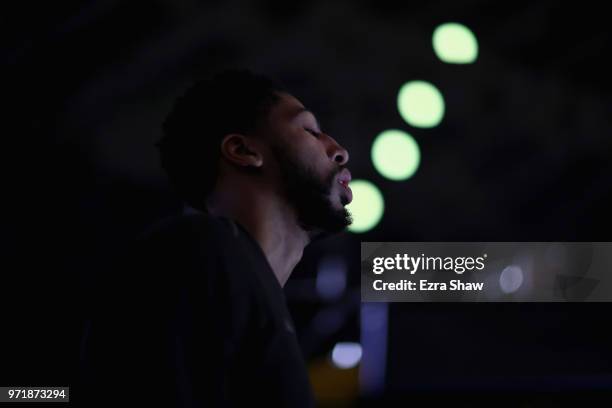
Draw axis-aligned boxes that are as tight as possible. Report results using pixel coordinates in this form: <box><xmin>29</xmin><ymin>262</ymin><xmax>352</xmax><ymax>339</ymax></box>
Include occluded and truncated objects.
<box><xmin>499</xmin><ymin>265</ymin><xmax>524</xmax><ymax>294</ymax></box>
<box><xmin>331</xmin><ymin>342</ymin><xmax>362</xmax><ymax>369</ymax></box>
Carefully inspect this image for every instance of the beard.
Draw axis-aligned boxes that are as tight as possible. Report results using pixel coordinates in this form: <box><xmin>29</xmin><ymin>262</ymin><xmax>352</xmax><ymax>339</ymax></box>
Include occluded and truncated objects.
<box><xmin>272</xmin><ymin>145</ymin><xmax>352</xmax><ymax>237</ymax></box>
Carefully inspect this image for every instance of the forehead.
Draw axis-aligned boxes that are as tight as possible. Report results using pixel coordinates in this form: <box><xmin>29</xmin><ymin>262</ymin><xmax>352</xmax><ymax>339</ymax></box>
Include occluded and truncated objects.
<box><xmin>269</xmin><ymin>92</ymin><xmax>316</xmax><ymax>122</ymax></box>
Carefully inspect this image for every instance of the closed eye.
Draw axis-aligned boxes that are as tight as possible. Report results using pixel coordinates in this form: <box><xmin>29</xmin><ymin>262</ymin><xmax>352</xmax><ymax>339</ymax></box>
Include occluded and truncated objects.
<box><xmin>304</xmin><ymin>128</ymin><xmax>321</xmax><ymax>137</ymax></box>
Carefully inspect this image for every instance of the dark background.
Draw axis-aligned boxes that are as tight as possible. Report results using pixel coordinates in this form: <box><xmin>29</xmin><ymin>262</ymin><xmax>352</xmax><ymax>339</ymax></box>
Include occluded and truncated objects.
<box><xmin>3</xmin><ymin>0</ymin><xmax>612</xmax><ymax>406</ymax></box>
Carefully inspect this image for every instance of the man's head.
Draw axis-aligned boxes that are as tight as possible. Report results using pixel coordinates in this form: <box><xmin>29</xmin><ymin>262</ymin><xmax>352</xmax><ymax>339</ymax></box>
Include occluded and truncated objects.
<box><xmin>158</xmin><ymin>69</ymin><xmax>352</xmax><ymax>235</ymax></box>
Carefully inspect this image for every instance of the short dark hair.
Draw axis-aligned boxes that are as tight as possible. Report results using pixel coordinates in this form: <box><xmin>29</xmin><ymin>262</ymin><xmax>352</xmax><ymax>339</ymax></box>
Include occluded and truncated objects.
<box><xmin>157</xmin><ymin>69</ymin><xmax>286</xmax><ymax>211</ymax></box>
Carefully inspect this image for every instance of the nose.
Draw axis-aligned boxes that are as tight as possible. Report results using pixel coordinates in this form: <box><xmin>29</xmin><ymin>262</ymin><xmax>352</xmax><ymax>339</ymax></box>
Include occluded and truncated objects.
<box><xmin>324</xmin><ymin>134</ymin><xmax>349</xmax><ymax>166</ymax></box>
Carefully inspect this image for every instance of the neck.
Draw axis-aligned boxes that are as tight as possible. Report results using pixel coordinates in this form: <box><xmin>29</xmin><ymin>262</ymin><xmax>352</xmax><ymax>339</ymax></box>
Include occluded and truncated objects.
<box><xmin>207</xmin><ymin>180</ymin><xmax>310</xmax><ymax>287</ymax></box>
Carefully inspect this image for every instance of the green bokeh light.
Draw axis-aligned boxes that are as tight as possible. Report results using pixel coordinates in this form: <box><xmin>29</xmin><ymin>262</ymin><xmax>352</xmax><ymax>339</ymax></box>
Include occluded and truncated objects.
<box><xmin>371</xmin><ymin>129</ymin><xmax>421</xmax><ymax>181</ymax></box>
<box><xmin>347</xmin><ymin>179</ymin><xmax>384</xmax><ymax>233</ymax></box>
<box><xmin>432</xmin><ymin>22</ymin><xmax>479</xmax><ymax>64</ymax></box>
<box><xmin>397</xmin><ymin>81</ymin><xmax>445</xmax><ymax>128</ymax></box>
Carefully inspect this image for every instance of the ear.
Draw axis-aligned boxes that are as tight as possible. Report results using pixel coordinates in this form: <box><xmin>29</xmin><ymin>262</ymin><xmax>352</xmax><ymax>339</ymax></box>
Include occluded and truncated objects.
<box><xmin>219</xmin><ymin>133</ymin><xmax>264</xmax><ymax>168</ymax></box>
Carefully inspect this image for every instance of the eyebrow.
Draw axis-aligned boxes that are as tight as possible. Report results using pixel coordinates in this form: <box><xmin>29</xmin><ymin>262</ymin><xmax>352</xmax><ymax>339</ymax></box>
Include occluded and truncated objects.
<box><xmin>293</xmin><ymin>107</ymin><xmax>322</xmax><ymax>130</ymax></box>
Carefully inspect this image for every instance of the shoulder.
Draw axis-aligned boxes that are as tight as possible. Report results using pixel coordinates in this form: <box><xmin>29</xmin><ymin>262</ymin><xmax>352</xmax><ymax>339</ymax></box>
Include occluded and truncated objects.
<box><xmin>102</xmin><ymin>212</ymin><xmax>246</xmax><ymax>288</ymax></box>
<box><xmin>96</xmin><ymin>212</ymin><xmax>257</xmax><ymax>316</ymax></box>
<box><xmin>129</xmin><ymin>212</ymin><xmax>244</xmax><ymax>259</ymax></box>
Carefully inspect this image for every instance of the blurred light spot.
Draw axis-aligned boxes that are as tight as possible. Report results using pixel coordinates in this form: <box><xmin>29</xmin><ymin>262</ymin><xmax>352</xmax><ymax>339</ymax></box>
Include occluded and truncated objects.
<box><xmin>360</xmin><ymin>303</ymin><xmax>388</xmax><ymax>395</ymax></box>
<box><xmin>499</xmin><ymin>265</ymin><xmax>524</xmax><ymax>294</ymax></box>
<box><xmin>371</xmin><ymin>129</ymin><xmax>421</xmax><ymax>181</ymax></box>
<box><xmin>331</xmin><ymin>342</ymin><xmax>362</xmax><ymax>369</ymax></box>
<box><xmin>361</xmin><ymin>302</ymin><xmax>387</xmax><ymax>333</ymax></box>
<box><xmin>432</xmin><ymin>22</ymin><xmax>479</xmax><ymax>64</ymax></box>
<box><xmin>316</xmin><ymin>256</ymin><xmax>347</xmax><ymax>301</ymax></box>
<box><xmin>347</xmin><ymin>180</ymin><xmax>384</xmax><ymax>233</ymax></box>
<box><xmin>397</xmin><ymin>80</ymin><xmax>445</xmax><ymax>128</ymax></box>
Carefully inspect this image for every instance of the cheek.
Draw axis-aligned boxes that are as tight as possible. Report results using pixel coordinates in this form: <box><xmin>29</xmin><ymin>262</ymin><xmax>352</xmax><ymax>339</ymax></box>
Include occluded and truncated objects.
<box><xmin>290</xmin><ymin>136</ymin><xmax>326</xmax><ymax>169</ymax></box>
<box><xmin>273</xmin><ymin>127</ymin><xmax>331</xmax><ymax>179</ymax></box>
<box><xmin>309</xmin><ymin>154</ymin><xmax>333</xmax><ymax>183</ymax></box>
<box><xmin>302</xmin><ymin>139</ymin><xmax>332</xmax><ymax>171</ymax></box>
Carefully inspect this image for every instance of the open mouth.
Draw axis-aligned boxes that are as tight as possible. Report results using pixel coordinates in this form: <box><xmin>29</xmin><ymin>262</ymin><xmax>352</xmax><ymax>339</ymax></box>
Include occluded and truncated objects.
<box><xmin>337</xmin><ymin>170</ymin><xmax>353</xmax><ymax>204</ymax></box>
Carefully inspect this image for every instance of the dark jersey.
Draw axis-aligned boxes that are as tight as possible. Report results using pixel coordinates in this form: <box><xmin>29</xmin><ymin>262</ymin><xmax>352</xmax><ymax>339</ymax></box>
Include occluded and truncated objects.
<box><xmin>79</xmin><ymin>213</ymin><xmax>315</xmax><ymax>407</ymax></box>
